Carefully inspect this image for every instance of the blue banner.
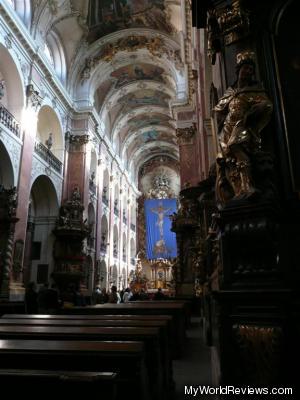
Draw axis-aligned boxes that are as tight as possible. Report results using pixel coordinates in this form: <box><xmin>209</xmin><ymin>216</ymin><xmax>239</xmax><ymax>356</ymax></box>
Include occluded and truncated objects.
<box><xmin>144</xmin><ymin>198</ymin><xmax>177</xmax><ymax>260</ymax></box>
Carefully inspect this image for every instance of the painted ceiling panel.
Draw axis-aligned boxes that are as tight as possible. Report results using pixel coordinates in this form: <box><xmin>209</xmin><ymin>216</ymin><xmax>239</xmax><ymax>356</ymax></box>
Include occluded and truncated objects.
<box><xmin>87</xmin><ymin>0</ymin><xmax>174</xmax><ymax>43</ymax></box>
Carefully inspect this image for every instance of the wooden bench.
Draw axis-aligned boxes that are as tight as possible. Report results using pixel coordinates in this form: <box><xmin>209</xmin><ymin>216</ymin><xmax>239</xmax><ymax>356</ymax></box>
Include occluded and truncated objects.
<box><xmin>0</xmin><ymin>369</ymin><xmax>118</xmax><ymax>399</ymax></box>
<box><xmin>60</xmin><ymin>302</ymin><xmax>186</xmax><ymax>357</ymax></box>
<box><xmin>0</xmin><ymin>339</ymin><xmax>149</xmax><ymax>400</ymax></box>
<box><xmin>0</xmin><ymin>315</ymin><xmax>174</xmax><ymax>395</ymax></box>
<box><xmin>0</xmin><ymin>325</ymin><xmax>166</xmax><ymax>400</ymax></box>
<box><xmin>2</xmin><ymin>313</ymin><xmax>173</xmax><ymax>355</ymax></box>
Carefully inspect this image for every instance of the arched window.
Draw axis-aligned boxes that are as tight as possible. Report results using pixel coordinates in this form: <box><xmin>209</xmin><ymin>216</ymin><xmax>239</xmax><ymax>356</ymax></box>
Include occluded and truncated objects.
<box><xmin>7</xmin><ymin>0</ymin><xmax>31</xmax><ymax>29</ymax></box>
<box><xmin>45</xmin><ymin>31</ymin><xmax>67</xmax><ymax>84</ymax></box>
<box><xmin>44</xmin><ymin>43</ymin><xmax>54</xmax><ymax>67</ymax></box>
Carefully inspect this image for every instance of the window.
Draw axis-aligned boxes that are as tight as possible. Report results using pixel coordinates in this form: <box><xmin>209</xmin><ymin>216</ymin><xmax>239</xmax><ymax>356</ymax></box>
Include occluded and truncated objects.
<box><xmin>44</xmin><ymin>43</ymin><xmax>54</xmax><ymax>67</ymax></box>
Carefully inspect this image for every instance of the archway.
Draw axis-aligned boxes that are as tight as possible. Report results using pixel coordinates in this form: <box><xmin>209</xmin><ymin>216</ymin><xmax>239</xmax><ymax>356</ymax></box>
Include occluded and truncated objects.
<box><xmin>100</xmin><ymin>214</ymin><xmax>108</xmax><ymax>255</ymax></box>
<box><xmin>113</xmin><ymin>224</ymin><xmax>118</xmax><ymax>259</ymax></box>
<box><xmin>121</xmin><ymin>266</ymin><xmax>127</xmax><ymax>290</ymax></box>
<box><xmin>114</xmin><ymin>184</ymin><xmax>119</xmax><ymax>217</ymax></box>
<box><xmin>122</xmin><ymin>232</ymin><xmax>127</xmax><ymax>263</ymax></box>
<box><xmin>89</xmin><ymin>147</ymin><xmax>97</xmax><ymax>193</ymax></box>
<box><xmin>0</xmin><ymin>43</ymin><xmax>24</xmax><ymax>124</ymax></box>
<box><xmin>24</xmin><ymin>175</ymin><xmax>59</xmax><ymax>287</ymax></box>
<box><xmin>102</xmin><ymin>169</ymin><xmax>109</xmax><ymax>206</ymax></box>
<box><xmin>0</xmin><ymin>140</ymin><xmax>14</xmax><ymax>187</ymax></box>
<box><xmin>130</xmin><ymin>238</ymin><xmax>136</xmax><ymax>267</ymax></box>
<box><xmin>85</xmin><ymin>255</ymin><xmax>93</xmax><ymax>293</ymax></box>
<box><xmin>110</xmin><ymin>264</ymin><xmax>118</xmax><ymax>287</ymax></box>
<box><xmin>99</xmin><ymin>259</ymin><xmax>107</xmax><ymax>289</ymax></box>
<box><xmin>87</xmin><ymin>203</ymin><xmax>95</xmax><ymax>249</ymax></box>
<box><xmin>36</xmin><ymin>105</ymin><xmax>64</xmax><ymax>166</ymax></box>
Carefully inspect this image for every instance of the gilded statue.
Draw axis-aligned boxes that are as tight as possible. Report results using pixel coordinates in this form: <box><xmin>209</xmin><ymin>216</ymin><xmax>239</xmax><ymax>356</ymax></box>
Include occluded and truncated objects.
<box><xmin>213</xmin><ymin>51</ymin><xmax>273</xmax><ymax>203</ymax></box>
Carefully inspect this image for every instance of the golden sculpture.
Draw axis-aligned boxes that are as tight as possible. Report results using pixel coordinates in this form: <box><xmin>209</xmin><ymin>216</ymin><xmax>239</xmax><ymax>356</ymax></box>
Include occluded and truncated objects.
<box><xmin>213</xmin><ymin>51</ymin><xmax>273</xmax><ymax>203</ymax></box>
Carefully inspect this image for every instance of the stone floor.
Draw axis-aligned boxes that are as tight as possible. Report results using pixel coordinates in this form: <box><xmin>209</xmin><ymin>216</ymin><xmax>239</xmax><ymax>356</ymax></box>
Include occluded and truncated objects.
<box><xmin>173</xmin><ymin>316</ymin><xmax>213</xmax><ymax>399</ymax></box>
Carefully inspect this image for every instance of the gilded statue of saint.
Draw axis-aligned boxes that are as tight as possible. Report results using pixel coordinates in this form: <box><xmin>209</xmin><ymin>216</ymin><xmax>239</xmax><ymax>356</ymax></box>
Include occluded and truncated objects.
<box><xmin>213</xmin><ymin>51</ymin><xmax>273</xmax><ymax>203</ymax></box>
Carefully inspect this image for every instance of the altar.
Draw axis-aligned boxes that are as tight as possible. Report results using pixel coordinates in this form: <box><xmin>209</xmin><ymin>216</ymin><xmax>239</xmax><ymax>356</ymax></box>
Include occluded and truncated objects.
<box><xmin>149</xmin><ymin>258</ymin><xmax>174</xmax><ymax>289</ymax></box>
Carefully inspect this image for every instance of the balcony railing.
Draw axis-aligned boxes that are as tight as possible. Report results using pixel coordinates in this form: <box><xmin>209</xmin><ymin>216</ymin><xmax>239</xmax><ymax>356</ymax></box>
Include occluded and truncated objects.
<box><xmin>130</xmin><ymin>223</ymin><xmax>136</xmax><ymax>232</ymax></box>
<box><xmin>0</xmin><ymin>103</ymin><xmax>20</xmax><ymax>137</ymax></box>
<box><xmin>34</xmin><ymin>141</ymin><xmax>62</xmax><ymax>174</ymax></box>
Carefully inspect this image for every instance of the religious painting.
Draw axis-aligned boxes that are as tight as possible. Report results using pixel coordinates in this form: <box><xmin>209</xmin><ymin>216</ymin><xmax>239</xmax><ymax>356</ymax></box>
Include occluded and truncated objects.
<box><xmin>144</xmin><ymin>198</ymin><xmax>177</xmax><ymax>259</ymax></box>
<box><xmin>133</xmin><ymin>129</ymin><xmax>175</xmax><ymax>148</ymax></box>
<box><xmin>111</xmin><ymin>64</ymin><xmax>166</xmax><ymax>88</ymax></box>
<box><xmin>117</xmin><ymin>89</ymin><xmax>170</xmax><ymax>109</ymax></box>
<box><xmin>87</xmin><ymin>0</ymin><xmax>173</xmax><ymax>42</ymax></box>
<box><xmin>128</xmin><ymin>113</ymin><xmax>171</xmax><ymax>131</ymax></box>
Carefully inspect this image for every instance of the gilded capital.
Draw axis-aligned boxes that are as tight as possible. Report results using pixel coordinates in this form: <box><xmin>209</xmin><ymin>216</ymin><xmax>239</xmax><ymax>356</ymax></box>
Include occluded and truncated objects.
<box><xmin>69</xmin><ymin>134</ymin><xmax>89</xmax><ymax>146</ymax></box>
<box><xmin>176</xmin><ymin>124</ymin><xmax>196</xmax><ymax>145</ymax></box>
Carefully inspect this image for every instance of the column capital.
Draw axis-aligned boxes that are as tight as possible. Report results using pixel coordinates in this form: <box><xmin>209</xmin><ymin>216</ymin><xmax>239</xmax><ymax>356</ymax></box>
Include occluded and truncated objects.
<box><xmin>176</xmin><ymin>123</ymin><xmax>197</xmax><ymax>145</ymax></box>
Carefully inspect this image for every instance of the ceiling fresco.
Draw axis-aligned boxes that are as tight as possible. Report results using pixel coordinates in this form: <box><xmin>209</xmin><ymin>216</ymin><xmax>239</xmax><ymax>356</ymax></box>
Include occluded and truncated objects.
<box><xmin>87</xmin><ymin>0</ymin><xmax>174</xmax><ymax>43</ymax></box>
<box><xmin>111</xmin><ymin>63</ymin><xmax>166</xmax><ymax>88</ymax></box>
<box><xmin>27</xmin><ymin>0</ymin><xmax>188</xmax><ymax>187</ymax></box>
<box><xmin>116</xmin><ymin>89</ymin><xmax>170</xmax><ymax>110</ymax></box>
<box><xmin>128</xmin><ymin>129</ymin><xmax>176</xmax><ymax>149</ymax></box>
<box><xmin>127</xmin><ymin>113</ymin><xmax>172</xmax><ymax>131</ymax></box>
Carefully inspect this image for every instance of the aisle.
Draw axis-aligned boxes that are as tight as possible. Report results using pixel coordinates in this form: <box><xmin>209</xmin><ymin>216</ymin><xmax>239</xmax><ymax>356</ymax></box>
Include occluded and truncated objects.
<box><xmin>173</xmin><ymin>316</ymin><xmax>213</xmax><ymax>399</ymax></box>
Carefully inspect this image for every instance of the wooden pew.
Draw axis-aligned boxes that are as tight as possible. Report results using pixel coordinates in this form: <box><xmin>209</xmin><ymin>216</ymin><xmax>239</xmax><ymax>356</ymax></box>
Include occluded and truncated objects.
<box><xmin>0</xmin><ymin>325</ymin><xmax>166</xmax><ymax>400</ymax></box>
<box><xmin>60</xmin><ymin>302</ymin><xmax>186</xmax><ymax>358</ymax></box>
<box><xmin>0</xmin><ymin>339</ymin><xmax>149</xmax><ymax>400</ymax></box>
<box><xmin>1</xmin><ymin>313</ymin><xmax>173</xmax><ymax>353</ymax></box>
<box><xmin>0</xmin><ymin>315</ymin><xmax>174</xmax><ymax>395</ymax></box>
<box><xmin>0</xmin><ymin>369</ymin><xmax>118</xmax><ymax>399</ymax></box>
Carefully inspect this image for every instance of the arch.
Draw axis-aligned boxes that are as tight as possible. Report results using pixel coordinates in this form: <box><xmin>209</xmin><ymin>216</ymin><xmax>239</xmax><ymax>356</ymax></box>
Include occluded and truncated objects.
<box><xmin>0</xmin><ymin>140</ymin><xmax>14</xmax><ymax>187</ymax></box>
<box><xmin>90</xmin><ymin>147</ymin><xmax>97</xmax><ymax>179</ymax></box>
<box><xmin>27</xmin><ymin>174</ymin><xmax>59</xmax><ymax>285</ymax></box>
<box><xmin>113</xmin><ymin>224</ymin><xmax>119</xmax><ymax>259</ymax></box>
<box><xmin>130</xmin><ymin>238</ymin><xmax>136</xmax><ymax>266</ymax></box>
<box><xmin>122</xmin><ymin>232</ymin><xmax>127</xmax><ymax>262</ymax></box>
<box><xmin>121</xmin><ymin>124</ymin><xmax>176</xmax><ymax>159</ymax></box>
<box><xmin>36</xmin><ymin>105</ymin><xmax>64</xmax><ymax>162</ymax></box>
<box><xmin>87</xmin><ymin>203</ymin><xmax>96</xmax><ymax>248</ymax></box>
<box><xmin>110</xmin><ymin>264</ymin><xmax>118</xmax><ymax>286</ymax></box>
<box><xmin>121</xmin><ymin>266</ymin><xmax>127</xmax><ymax>290</ymax></box>
<box><xmin>100</xmin><ymin>214</ymin><xmax>109</xmax><ymax>254</ymax></box>
<box><xmin>114</xmin><ymin>183</ymin><xmax>120</xmax><ymax>215</ymax></box>
<box><xmin>130</xmin><ymin>202</ymin><xmax>136</xmax><ymax>225</ymax></box>
<box><xmin>85</xmin><ymin>255</ymin><xmax>93</xmax><ymax>290</ymax></box>
<box><xmin>8</xmin><ymin>0</ymin><xmax>32</xmax><ymax>29</ymax></box>
<box><xmin>122</xmin><ymin>192</ymin><xmax>128</xmax><ymax>224</ymax></box>
<box><xmin>46</xmin><ymin>30</ymin><xmax>67</xmax><ymax>84</ymax></box>
<box><xmin>0</xmin><ymin>43</ymin><xmax>25</xmax><ymax>122</ymax></box>
<box><xmin>30</xmin><ymin>175</ymin><xmax>59</xmax><ymax>217</ymax></box>
<box><xmin>102</xmin><ymin>169</ymin><xmax>110</xmax><ymax>205</ymax></box>
<box><xmin>99</xmin><ymin>259</ymin><xmax>107</xmax><ymax>289</ymax></box>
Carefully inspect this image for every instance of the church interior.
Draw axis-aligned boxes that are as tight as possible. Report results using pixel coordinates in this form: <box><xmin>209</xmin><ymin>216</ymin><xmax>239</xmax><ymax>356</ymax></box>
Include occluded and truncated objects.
<box><xmin>0</xmin><ymin>0</ymin><xmax>299</xmax><ymax>397</ymax></box>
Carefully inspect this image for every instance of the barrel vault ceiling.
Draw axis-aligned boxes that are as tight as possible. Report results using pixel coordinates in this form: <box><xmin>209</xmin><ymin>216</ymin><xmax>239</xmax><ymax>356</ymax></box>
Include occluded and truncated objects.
<box><xmin>31</xmin><ymin>0</ymin><xmax>191</xmax><ymax>180</ymax></box>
